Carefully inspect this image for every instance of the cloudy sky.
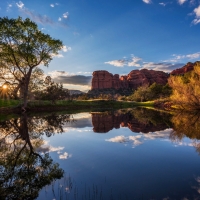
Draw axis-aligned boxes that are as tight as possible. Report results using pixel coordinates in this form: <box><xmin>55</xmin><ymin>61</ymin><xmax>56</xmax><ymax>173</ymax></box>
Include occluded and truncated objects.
<box><xmin>1</xmin><ymin>0</ymin><xmax>200</xmax><ymax>91</ymax></box>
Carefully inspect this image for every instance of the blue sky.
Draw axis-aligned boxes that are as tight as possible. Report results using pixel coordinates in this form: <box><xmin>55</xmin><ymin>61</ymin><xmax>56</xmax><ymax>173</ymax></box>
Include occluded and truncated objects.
<box><xmin>1</xmin><ymin>0</ymin><xmax>200</xmax><ymax>91</ymax></box>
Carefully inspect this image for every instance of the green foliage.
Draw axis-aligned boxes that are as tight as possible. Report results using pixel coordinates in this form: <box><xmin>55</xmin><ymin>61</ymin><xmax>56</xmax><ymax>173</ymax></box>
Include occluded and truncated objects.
<box><xmin>0</xmin><ymin>17</ymin><xmax>63</xmax><ymax>108</ymax></box>
<box><xmin>35</xmin><ymin>76</ymin><xmax>69</xmax><ymax>104</ymax></box>
<box><xmin>127</xmin><ymin>83</ymin><xmax>172</xmax><ymax>102</ymax></box>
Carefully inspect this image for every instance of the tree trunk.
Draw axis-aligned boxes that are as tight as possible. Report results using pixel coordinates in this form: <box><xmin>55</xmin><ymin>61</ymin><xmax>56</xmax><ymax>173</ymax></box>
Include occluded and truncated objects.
<box><xmin>22</xmin><ymin>69</ymin><xmax>32</xmax><ymax>110</ymax></box>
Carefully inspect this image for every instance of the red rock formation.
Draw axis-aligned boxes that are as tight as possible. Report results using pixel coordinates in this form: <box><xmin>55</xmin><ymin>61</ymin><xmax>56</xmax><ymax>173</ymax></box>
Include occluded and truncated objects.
<box><xmin>170</xmin><ymin>62</ymin><xmax>195</xmax><ymax>75</ymax></box>
<box><xmin>91</xmin><ymin>69</ymin><xmax>169</xmax><ymax>90</ymax></box>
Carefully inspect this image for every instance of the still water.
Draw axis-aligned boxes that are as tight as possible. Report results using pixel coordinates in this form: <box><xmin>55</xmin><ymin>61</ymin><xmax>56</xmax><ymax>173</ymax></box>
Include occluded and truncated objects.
<box><xmin>1</xmin><ymin>108</ymin><xmax>200</xmax><ymax>199</ymax></box>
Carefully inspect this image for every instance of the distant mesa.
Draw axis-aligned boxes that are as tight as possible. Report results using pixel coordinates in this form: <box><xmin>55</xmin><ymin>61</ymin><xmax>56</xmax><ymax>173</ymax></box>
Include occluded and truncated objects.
<box><xmin>170</xmin><ymin>62</ymin><xmax>196</xmax><ymax>75</ymax></box>
<box><xmin>91</xmin><ymin>69</ymin><xmax>169</xmax><ymax>91</ymax></box>
<box><xmin>69</xmin><ymin>90</ymin><xmax>85</xmax><ymax>95</ymax></box>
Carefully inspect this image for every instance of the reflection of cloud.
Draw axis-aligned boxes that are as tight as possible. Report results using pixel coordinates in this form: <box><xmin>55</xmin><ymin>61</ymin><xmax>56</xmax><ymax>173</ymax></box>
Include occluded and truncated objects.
<box><xmin>143</xmin><ymin>129</ymin><xmax>172</xmax><ymax>140</ymax></box>
<box><xmin>59</xmin><ymin>152</ymin><xmax>72</xmax><ymax>159</ymax></box>
<box><xmin>36</xmin><ymin>141</ymin><xmax>65</xmax><ymax>154</ymax></box>
<box><xmin>62</xmin><ymin>113</ymin><xmax>92</xmax><ymax>129</ymax></box>
<box><xmin>36</xmin><ymin>141</ymin><xmax>72</xmax><ymax>160</ymax></box>
<box><xmin>106</xmin><ymin>129</ymin><xmax>172</xmax><ymax>148</ymax></box>
<box><xmin>129</xmin><ymin>135</ymin><xmax>143</xmax><ymax>147</ymax></box>
<box><xmin>106</xmin><ymin>135</ymin><xmax>127</xmax><ymax>143</ymax></box>
<box><xmin>192</xmin><ymin>176</ymin><xmax>200</xmax><ymax>194</ymax></box>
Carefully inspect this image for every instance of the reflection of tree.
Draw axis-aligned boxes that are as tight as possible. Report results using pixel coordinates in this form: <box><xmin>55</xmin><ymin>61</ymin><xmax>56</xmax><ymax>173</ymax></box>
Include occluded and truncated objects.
<box><xmin>130</xmin><ymin>108</ymin><xmax>172</xmax><ymax>127</ymax></box>
<box><xmin>170</xmin><ymin>111</ymin><xmax>200</xmax><ymax>140</ymax></box>
<box><xmin>170</xmin><ymin>111</ymin><xmax>200</xmax><ymax>154</ymax></box>
<box><xmin>0</xmin><ymin>113</ymin><xmax>71</xmax><ymax>199</ymax></box>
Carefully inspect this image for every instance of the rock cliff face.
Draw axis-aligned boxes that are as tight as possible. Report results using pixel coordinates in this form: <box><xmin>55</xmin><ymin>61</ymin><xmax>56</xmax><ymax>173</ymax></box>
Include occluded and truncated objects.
<box><xmin>170</xmin><ymin>62</ymin><xmax>195</xmax><ymax>75</ymax></box>
<box><xmin>91</xmin><ymin>69</ymin><xmax>169</xmax><ymax>90</ymax></box>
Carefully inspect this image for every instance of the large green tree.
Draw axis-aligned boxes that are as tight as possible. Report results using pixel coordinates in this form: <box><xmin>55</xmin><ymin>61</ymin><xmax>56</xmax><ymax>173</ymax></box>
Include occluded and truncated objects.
<box><xmin>0</xmin><ymin>17</ymin><xmax>63</xmax><ymax>109</ymax></box>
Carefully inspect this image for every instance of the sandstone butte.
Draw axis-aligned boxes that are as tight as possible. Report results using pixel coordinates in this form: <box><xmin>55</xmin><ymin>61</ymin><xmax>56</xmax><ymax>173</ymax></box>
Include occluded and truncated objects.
<box><xmin>170</xmin><ymin>62</ymin><xmax>195</xmax><ymax>75</ymax></box>
<box><xmin>91</xmin><ymin>69</ymin><xmax>169</xmax><ymax>90</ymax></box>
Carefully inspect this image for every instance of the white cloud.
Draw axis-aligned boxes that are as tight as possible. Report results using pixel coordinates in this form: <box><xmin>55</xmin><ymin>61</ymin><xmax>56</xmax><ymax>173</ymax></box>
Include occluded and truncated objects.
<box><xmin>16</xmin><ymin>1</ymin><xmax>24</xmax><ymax>9</ymax></box>
<box><xmin>58</xmin><ymin>17</ymin><xmax>62</xmax><ymax>21</ymax></box>
<box><xmin>63</xmin><ymin>12</ymin><xmax>69</xmax><ymax>18</ymax></box>
<box><xmin>50</xmin><ymin>4</ymin><xmax>54</xmax><ymax>7</ymax></box>
<box><xmin>7</xmin><ymin>3</ymin><xmax>13</xmax><ymax>11</ymax></box>
<box><xmin>194</xmin><ymin>5</ymin><xmax>200</xmax><ymax>17</ymax></box>
<box><xmin>178</xmin><ymin>0</ymin><xmax>187</xmax><ymax>5</ymax></box>
<box><xmin>51</xmin><ymin>53</ymin><xmax>64</xmax><ymax>58</ymax></box>
<box><xmin>159</xmin><ymin>2</ymin><xmax>166</xmax><ymax>6</ymax></box>
<box><xmin>59</xmin><ymin>152</ymin><xmax>72</xmax><ymax>159</ymax></box>
<box><xmin>165</xmin><ymin>52</ymin><xmax>200</xmax><ymax>62</ymax></box>
<box><xmin>186</xmin><ymin>52</ymin><xmax>200</xmax><ymax>59</ymax></box>
<box><xmin>127</xmin><ymin>56</ymin><xmax>142</xmax><ymax>67</ymax></box>
<box><xmin>143</xmin><ymin>0</ymin><xmax>152</xmax><ymax>4</ymax></box>
<box><xmin>142</xmin><ymin>62</ymin><xmax>183</xmax><ymax>72</ymax></box>
<box><xmin>105</xmin><ymin>59</ymin><xmax>126</xmax><ymax>67</ymax></box>
<box><xmin>192</xmin><ymin>18</ymin><xmax>200</xmax><ymax>24</ymax></box>
<box><xmin>105</xmin><ymin>55</ymin><xmax>142</xmax><ymax>68</ymax></box>
<box><xmin>48</xmin><ymin>71</ymin><xmax>71</xmax><ymax>78</ymax></box>
<box><xmin>16</xmin><ymin>2</ymin><xmax>65</xmax><ymax>26</ymax></box>
<box><xmin>62</xmin><ymin>45</ymin><xmax>72</xmax><ymax>52</ymax></box>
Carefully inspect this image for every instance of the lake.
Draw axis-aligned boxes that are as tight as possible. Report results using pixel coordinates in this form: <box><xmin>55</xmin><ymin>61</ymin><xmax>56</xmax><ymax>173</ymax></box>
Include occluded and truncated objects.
<box><xmin>1</xmin><ymin>108</ymin><xmax>200</xmax><ymax>200</ymax></box>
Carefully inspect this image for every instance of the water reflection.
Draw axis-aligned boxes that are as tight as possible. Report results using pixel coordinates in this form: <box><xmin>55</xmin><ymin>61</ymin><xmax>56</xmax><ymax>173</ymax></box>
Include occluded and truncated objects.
<box><xmin>92</xmin><ymin>108</ymin><xmax>172</xmax><ymax>133</ymax></box>
<box><xmin>0</xmin><ymin>113</ymin><xmax>72</xmax><ymax>199</ymax></box>
<box><xmin>1</xmin><ymin>108</ymin><xmax>200</xmax><ymax>199</ymax></box>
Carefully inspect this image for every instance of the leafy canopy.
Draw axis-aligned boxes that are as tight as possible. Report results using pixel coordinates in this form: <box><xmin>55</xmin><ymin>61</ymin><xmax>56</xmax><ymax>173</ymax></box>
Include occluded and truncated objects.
<box><xmin>0</xmin><ymin>17</ymin><xmax>63</xmax><ymax>71</ymax></box>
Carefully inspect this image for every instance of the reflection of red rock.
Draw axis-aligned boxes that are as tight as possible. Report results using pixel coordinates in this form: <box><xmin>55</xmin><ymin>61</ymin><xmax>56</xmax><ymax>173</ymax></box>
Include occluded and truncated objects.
<box><xmin>91</xmin><ymin>69</ymin><xmax>169</xmax><ymax>90</ymax></box>
<box><xmin>92</xmin><ymin>112</ymin><xmax>169</xmax><ymax>133</ymax></box>
<box><xmin>170</xmin><ymin>62</ymin><xmax>195</xmax><ymax>75</ymax></box>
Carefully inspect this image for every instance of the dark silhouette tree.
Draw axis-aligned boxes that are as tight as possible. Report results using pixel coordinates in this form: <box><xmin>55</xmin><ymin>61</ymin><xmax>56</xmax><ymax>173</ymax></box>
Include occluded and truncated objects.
<box><xmin>0</xmin><ymin>17</ymin><xmax>63</xmax><ymax>109</ymax></box>
<box><xmin>0</xmin><ymin>113</ymin><xmax>73</xmax><ymax>199</ymax></box>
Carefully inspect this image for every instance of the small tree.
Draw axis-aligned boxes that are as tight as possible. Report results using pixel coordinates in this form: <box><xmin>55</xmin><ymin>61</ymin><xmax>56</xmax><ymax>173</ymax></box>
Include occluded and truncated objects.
<box><xmin>37</xmin><ymin>76</ymin><xmax>69</xmax><ymax>104</ymax></box>
<box><xmin>0</xmin><ymin>17</ymin><xmax>63</xmax><ymax>109</ymax></box>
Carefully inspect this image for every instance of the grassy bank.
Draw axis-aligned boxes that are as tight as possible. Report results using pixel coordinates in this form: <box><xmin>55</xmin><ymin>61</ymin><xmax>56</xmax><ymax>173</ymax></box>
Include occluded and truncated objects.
<box><xmin>0</xmin><ymin>99</ymin><xmax>20</xmax><ymax>107</ymax></box>
<box><xmin>0</xmin><ymin>99</ymin><xmax>154</xmax><ymax>112</ymax></box>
